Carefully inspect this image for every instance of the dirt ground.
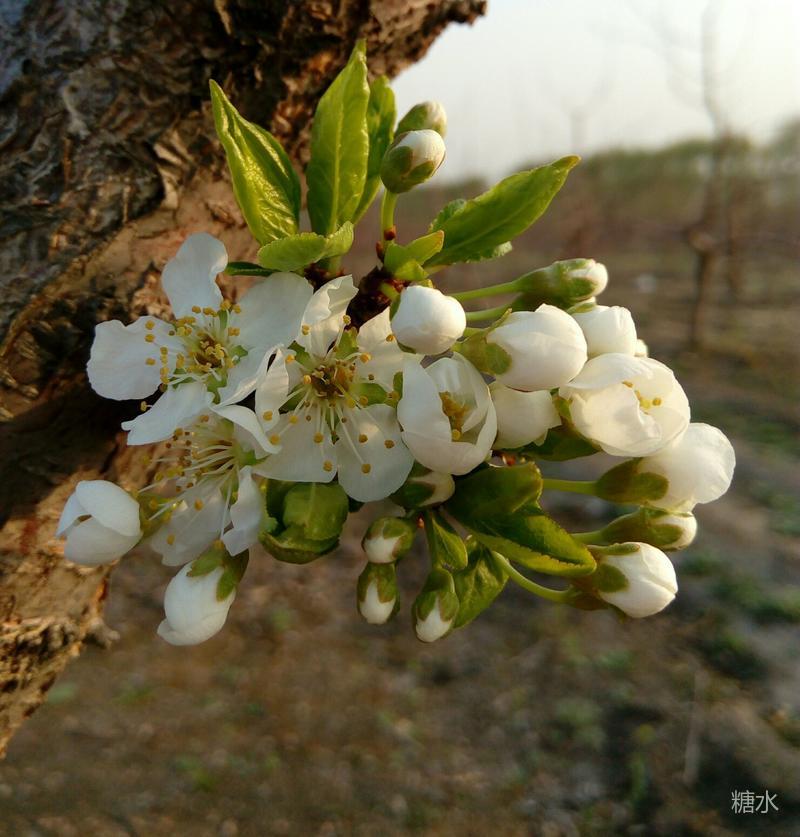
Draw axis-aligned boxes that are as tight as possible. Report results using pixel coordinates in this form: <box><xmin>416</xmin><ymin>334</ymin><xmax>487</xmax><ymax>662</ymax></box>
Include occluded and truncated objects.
<box><xmin>1</xmin><ymin>202</ymin><xmax>799</xmax><ymax>836</ymax></box>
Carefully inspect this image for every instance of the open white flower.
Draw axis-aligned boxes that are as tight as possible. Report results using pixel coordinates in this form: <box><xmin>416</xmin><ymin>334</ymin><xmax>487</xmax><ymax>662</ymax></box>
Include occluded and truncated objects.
<box><xmin>597</xmin><ymin>543</ymin><xmax>677</xmax><ymax>618</ymax></box>
<box><xmin>157</xmin><ymin>563</ymin><xmax>235</xmax><ymax>646</ymax></box>
<box><xmin>638</xmin><ymin>422</ymin><xmax>735</xmax><ymax>512</ymax></box>
<box><xmin>488</xmin><ymin>305</ymin><xmax>587</xmax><ymax>391</ymax></box>
<box><xmin>390</xmin><ymin>285</ymin><xmax>466</xmax><ymax>355</ymax></box>
<box><xmin>490</xmin><ymin>383</ymin><xmax>560</xmax><ymax>449</ymax></box>
<box><xmin>143</xmin><ymin>406</ymin><xmax>274</xmax><ymax>565</ymax></box>
<box><xmin>57</xmin><ymin>480</ymin><xmax>142</xmax><ymax>566</ymax></box>
<box><xmin>88</xmin><ymin>233</ymin><xmax>312</xmax><ymax>444</ymax></box>
<box><xmin>560</xmin><ymin>354</ymin><xmax>689</xmax><ymax>457</ymax></box>
<box><xmin>398</xmin><ymin>353</ymin><xmax>496</xmax><ymax>475</ymax></box>
<box><xmin>571</xmin><ymin>305</ymin><xmax>637</xmax><ymax>357</ymax></box>
<box><xmin>254</xmin><ymin>276</ymin><xmax>414</xmax><ymax>503</ymax></box>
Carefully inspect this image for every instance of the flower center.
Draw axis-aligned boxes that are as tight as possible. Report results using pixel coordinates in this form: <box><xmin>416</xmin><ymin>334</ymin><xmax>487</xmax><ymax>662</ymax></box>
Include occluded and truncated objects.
<box><xmin>439</xmin><ymin>391</ymin><xmax>471</xmax><ymax>441</ymax></box>
<box><xmin>306</xmin><ymin>360</ymin><xmax>356</xmax><ymax>401</ymax></box>
<box><xmin>622</xmin><ymin>380</ymin><xmax>663</xmax><ymax>414</ymax></box>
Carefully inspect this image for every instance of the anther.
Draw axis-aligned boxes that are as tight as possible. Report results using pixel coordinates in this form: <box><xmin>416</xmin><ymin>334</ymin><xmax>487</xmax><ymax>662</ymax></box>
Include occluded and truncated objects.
<box><xmin>323</xmin><ymin>460</ymin><xmax>333</xmax><ymax>472</ymax></box>
<box><xmin>358</xmin><ymin>433</ymin><xmax>368</xmax><ymax>443</ymax></box>
<box><xmin>269</xmin><ymin>434</ymin><xmax>280</xmax><ymax>445</ymax></box>
<box><xmin>262</xmin><ymin>410</ymin><xmax>273</xmax><ymax>421</ymax></box>
<box><xmin>361</xmin><ymin>463</ymin><xmax>371</xmax><ymax>474</ymax></box>
<box><xmin>384</xmin><ymin>440</ymin><xmax>395</xmax><ymax>449</ymax></box>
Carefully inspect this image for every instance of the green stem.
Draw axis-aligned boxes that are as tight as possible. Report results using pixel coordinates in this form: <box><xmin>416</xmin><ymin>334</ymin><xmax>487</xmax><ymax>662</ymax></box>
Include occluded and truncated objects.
<box><xmin>464</xmin><ymin>304</ymin><xmax>510</xmax><ymax>323</ymax></box>
<box><xmin>380</xmin><ymin>190</ymin><xmax>398</xmax><ymax>240</ymax></box>
<box><xmin>460</xmin><ymin>327</ymin><xmax>482</xmax><ymax>337</ymax></box>
<box><xmin>543</xmin><ymin>477</ymin><xmax>598</xmax><ymax>496</ymax></box>
<box><xmin>571</xmin><ymin>530</ymin><xmax>604</xmax><ymax>544</ymax></box>
<box><xmin>492</xmin><ymin>553</ymin><xmax>572</xmax><ymax>604</ymax></box>
<box><xmin>451</xmin><ymin>279</ymin><xmax>521</xmax><ymax>302</ymax></box>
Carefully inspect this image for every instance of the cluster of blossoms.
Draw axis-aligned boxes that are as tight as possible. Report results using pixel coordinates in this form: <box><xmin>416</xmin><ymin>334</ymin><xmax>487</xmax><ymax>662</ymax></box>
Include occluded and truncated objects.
<box><xmin>57</xmin><ymin>44</ymin><xmax>734</xmax><ymax>647</ymax></box>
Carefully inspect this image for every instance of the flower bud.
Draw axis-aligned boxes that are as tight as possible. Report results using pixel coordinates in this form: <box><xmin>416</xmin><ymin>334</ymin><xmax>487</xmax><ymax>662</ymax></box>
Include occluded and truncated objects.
<box><xmin>634</xmin><ymin>338</ymin><xmax>649</xmax><ymax>358</ymax></box>
<box><xmin>638</xmin><ymin>423</ymin><xmax>735</xmax><ymax>512</ymax></box>
<box><xmin>413</xmin><ymin>568</ymin><xmax>459</xmax><ymax>642</ymax></box>
<box><xmin>157</xmin><ymin>560</ymin><xmax>236</xmax><ymax>646</ymax></box>
<box><xmin>468</xmin><ymin>305</ymin><xmax>587</xmax><ymax>392</ymax></box>
<box><xmin>357</xmin><ymin>563</ymin><xmax>398</xmax><ymax>625</ymax></box>
<box><xmin>490</xmin><ymin>383</ymin><xmax>560</xmax><ymax>449</ymax></box>
<box><xmin>391</xmin><ymin>463</ymin><xmax>456</xmax><ymax>509</ymax></box>
<box><xmin>513</xmin><ymin>259</ymin><xmax>608</xmax><ymax>309</ymax></box>
<box><xmin>593</xmin><ymin>543</ymin><xmax>677</xmax><ymax>618</ymax></box>
<box><xmin>397</xmin><ymin>100</ymin><xmax>447</xmax><ymax>137</ymax></box>
<box><xmin>362</xmin><ymin>516</ymin><xmax>417</xmax><ymax>564</ymax></box>
<box><xmin>599</xmin><ymin>508</ymin><xmax>697</xmax><ymax>551</ymax></box>
<box><xmin>390</xmin><ymin>285</ymin><xmax>466</xmax><ymax>355</ymax></box>
<box><xmin>380</xmin><ymin>130</ymin><xmax>445</xmax><ymax>193</ymax></box>
<box><xmin>571</xmin><ymin>305</ymin><xmax>638</xmax><ymax>357</ymax></box>
<box><xmin>57</xmin><ymin>480</ymin><xmax>142</xmax><ymax>566</ymax></box>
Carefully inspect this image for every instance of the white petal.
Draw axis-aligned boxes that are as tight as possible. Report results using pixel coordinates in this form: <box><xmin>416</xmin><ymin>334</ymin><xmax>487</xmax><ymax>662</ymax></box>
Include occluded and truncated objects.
<box><xmin>122</xmin><ymin>382</ymin><xmax>213</xmax><ymax>445</ymax></box>
<box><xmin>255</xmin><ymin>415</ymin><xmax>336</xmax><ymax>483</ymax></box>
<box><xmin>149</xmin><ymin>485</ymin><xmax>227</xmax><ymax>566</ymax></box>
<box><xmin>75</xmin><ymin>480</ymin><xmax>141</xmax><ymax>537</ymax></box>
<box><xmin>64</xmin><ymin>518</ymin><xmax>139</xmax><ymax>566</ymax></box>
<box><xmin>222</xmin><ymin>468</ymin><xmax>262</xmax><ymax>555</ymax></box>
<box><xmin>237</xmin><ymin>273</ymin><xmax>313</xmax><ymax>351</ymax></box>
<box><xmin>416</xmin><ymin>606</ymin><xmax>453</xmax><ymax>642</ymax></box>
<box><xmin>335</xmin><ymin>405</ymin><xmax>414</xmax><ymax>502</ymax></box>
<box><xmin>87</xmin><ymin>318</ymin><xmax>173</xmax><ymax>400</ymax></box>
<box><xmin>359</xmin><ymin>581</ymin><xmax>395</xmax><ymax>624</ymax></box>
<box><xmin>57</xmin><ymin>490</ymin><xmax>86</xmax><ymax>536</ymax></box>
<box><xmin>212</xmin><ymin>404</ymin><xmax>277</xmax><ymax>456</ymax></box>
<box><xmin>161</xmin><ymin>233</ymin><xmax>226</xmax><ymax>318</ymax></box>
<box><xmin>296</xmin><ymin>275</ymin><xmax>358</xmax><ymax>358</ymax></box>
<box><xmin>215</xmin><ymin>349</ymin><xmax>271</xmax><ymax>407</ymax></box>
<box><xmin>255</xmin><ymin>351</ymin><xmax>291</xmax><ymax>432</ymax></box>
<box><xmin>491</xmin><ymin>385</ymin><xmax>560</xmax><ymax>449</ymax></box>
<box><xmin>397</xmin><ymin>356</ymin><xmax>451</xmax><ymax>442</ymax></box>
<box><xmin>158</xmin><ymin>564</ymin><xmax>234</xmax><ymax>645</ymax></box>
<box><xmin>357</xmin><ymin>310</ymin><xmax>411</xmax><ymax>388</ymax></box>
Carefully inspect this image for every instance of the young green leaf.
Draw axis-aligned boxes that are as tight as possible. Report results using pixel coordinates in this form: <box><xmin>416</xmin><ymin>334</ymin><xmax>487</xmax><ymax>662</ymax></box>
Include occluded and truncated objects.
<box><xmin>225</xmin><ymin>261</ymin><xmax>276</xmax><ymax>277</ymax></box>
<box><xmin>209</xmin><ymin>80</ymin><xmax>300</xmax><ymax>245</ymax></box>
<box><xmin>383</xmin><ymin>242</ymin><xmax>427</xmax><ymax>281</ymax></box>
<box><xmin>306</xmin><ymin>41</ymin><xmax>370</xmax><ymax>234</ymax></box>
<box><xmin>453</xmin><ymin>541</ymin><xmax>508</xmax><ymax>628</ymax></box>
<box><xmin>352</xmin><ymin>75</ymin><xmax>396</xmax><ymax>223</ymax></box>
<box><xmin>257</xmin><ymin>223</ymin><xmax>354</xmax><ymax>272</ymax></box>
<box><xmin>446</xmin><ymin>463</ymin><xmax>543</xmax><ymax>521</ymax></box>
<box><xmin>426</xmin><ymin>156</ymin><xmax>579</xmax><ymax>266</ymax></box>
<box><xmin>423</xmin><ymin>510</ymin><xmax>468</xmax><ymax>571</ymax></box>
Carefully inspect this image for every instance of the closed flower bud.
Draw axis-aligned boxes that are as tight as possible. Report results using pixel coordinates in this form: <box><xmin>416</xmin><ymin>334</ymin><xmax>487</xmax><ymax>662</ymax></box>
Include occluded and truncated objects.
<box><xmin>362</xmin><ymin>516</ymin><xmax>417</xmax><ymax>564</ymax></box>
<box><xmin>357</xmin><ymin>563</ymin><xmax>398</xmax><ymax>625</ymax></box>
<box><xmin>57</xmin><ymin>480</ymin><xmax>142</xmax><ymax>566</ymax></box>
<box><xmin>638</xmin><ymin>423</ymin><xmax>735</xmax><ymax>512</ymax></box>
<box><xmin>571</xmin><ymin>305</ymin><xmax>638</xmax><ymax>357</ymax></box>
<box><xmin>397</xmin><ymin>100</ymin><xmax>447</xmax><ymax>136</ymax></box>
<box><xmin>478</xmin><ymin>305</ymin><xmax>587</xmax><ymax>392</ymax></box>
<box><xmin>380</xmin><ymin>129</ymin><xmax>445</xmax><ymax>193</ymax></box>
<box><xmin>513</xmin><ymin>259</ymin><xmax>609</xmax><ymax>309</ymax></box>
<box><xmin>490</xmin><ymin>383</ymin><xmax>561</xmax><ymax>449</ymax></box>
<box><xmin>413</xmin><ymin>568</ymin><xmax>459</xmax><ymax>642</ymax></box>
<box><xmin>593</xmin><ymin>543</ymin><xmax>677</xmax><ymax>618</ymax></box>
<box><xmin>600</xmin><ymin>507</ymin><xmax>697</xmax><ymax>551</ymax></box>
<box><xmin>391</xmin><ymin>285</ymin><xmax>466</xmax><ymax>355</ymax></box>
<box><xmin>391</xmin><ymin>463</ymin><xmax>456</xmax><ymax>509</ymax></box>
<box><xmin>157</xmin><ymin>561</ymin><xmax>236</xmax><ymax>646</ymax></box>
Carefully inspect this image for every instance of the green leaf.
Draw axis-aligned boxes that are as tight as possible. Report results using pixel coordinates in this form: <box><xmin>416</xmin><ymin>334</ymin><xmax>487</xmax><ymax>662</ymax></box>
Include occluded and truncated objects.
<box><xmin>517</xmin><ymin>425</ymin><xmax>600</xmax><ymax>460</ymax></box>
<box><xmin>209</xmin><ymin>80</ymin><xmax>300</xmax><ymax>245</ymax></box>
<box><xmin>423</xmin><ymin>510</ymin><xmax>468</xmax><ymax>571</ymax></box>
<box><xmin>352</xmin><ymin>75</ymin><xmax>396</xmax><ymax>223</ymax></box>
<box><xmin>461</xmin><ymin>241</ymin><xmax>513</xmax><ymax>264</ymax></box>
<box><xmin>257</xmin><ymin>223</ymin><xmax>354</xmax><ymax>272</ymax></box>
<box><xmin>453</xmin><ymin>541</ymin><xmax>508</xmax><ymax>628</ymax></box>
<box><xmin>446</xmin><ymin>463</ymin><xmax>543</xmax><ymax>521</ymax></box>
<box><xmin>282</xmin><ymin>482</ymin><xmax>350</xmax><ymax>541</ymax></box>
<box><xmin>225</xmin><ymin>261</ymin><xmax>276</xmax><ymax>278</ymax></box>
<box><xmin>306</xmin><ymin>41</ymin><xmax>370</xmax><ymax>234</ymax></box>
<box><xmin>383</xmin><ymin>242</ymin><xmax>427</xmax><ymax>281</ymax></box>
<box><xmin>426</xmin><ymin>157</ymin><xmax>579</xmax><ymax>266</ymax></box>
<box><xmin>595</xmin><ymin>460</ymin><xmax>668</xmax><ymax>504</ymax></box>
<box><xmin>260</xmin><ymin>528</ymin><xmax>339</xmax><ymax>564</ymax></box>
<box><xmin>405</xmin><ymin>231</ymin><xmax>444</xmax><ymax>264</ymax></box>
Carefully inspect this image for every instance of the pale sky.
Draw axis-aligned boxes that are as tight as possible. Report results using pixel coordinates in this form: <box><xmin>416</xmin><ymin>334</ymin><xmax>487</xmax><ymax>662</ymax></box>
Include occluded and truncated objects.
<box><xmin>393</xmin><ymin>0</ymin><xmax>800</xmax><ymax>181</ymax></box>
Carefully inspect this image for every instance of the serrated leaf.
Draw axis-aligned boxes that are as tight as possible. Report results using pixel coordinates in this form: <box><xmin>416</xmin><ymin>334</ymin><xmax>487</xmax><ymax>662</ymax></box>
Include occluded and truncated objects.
<box><xmin>424</xmin><ymin>510</ymin><xmax>468</xmax><ymax>571</ymax></box>
<box><xmin>446</xmin><ymin>463</ymin><xmax>543</xmax><ymax>521</ymax></box>
<box><xmin>426</xmin><ymin>157</ymin><xmax>579</xmax><ymax>266</ymax></box>
<box><xmin>225</xmin><ymin>261</ymin><xmax>276</xmax><ymax>277</ymax></box>
<box><xmin>307</xmin><ymin>41</ymin><xmax>370</xmax><ymax>234</ymax></box>
<box><xmin>257</xmin><ymin>223</ymin><xmax>354</xmax><ymax>272</ymax></box>
<box><xmin>460</xmin><ymin>241</ymin><xmax>512</xmax><ymax>264</ymax></box>
<box><xmin>352</xmin><ymin>75</ymin><xmax>396</xmax><ymax>223</ymax></box>
<box><xmin>209</xmin><ymin>80</ymin><xmax>300</xmax><ymax>245</ymax></box>
<box><xmin>429</xmin><ymin>199</ymin><xmax>466</xmax><ymax>231</ymax></box>
<box><xmin>453</xmin><ymin>541</ymin><xmax>508</xmax><ymax>628</ymax></box>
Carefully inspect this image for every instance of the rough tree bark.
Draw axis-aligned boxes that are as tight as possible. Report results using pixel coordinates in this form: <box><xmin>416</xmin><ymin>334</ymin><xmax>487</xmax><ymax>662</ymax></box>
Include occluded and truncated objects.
<box><xmin>0</xmin><ymin>0</ymin><xmax>486</xmax><ymax>755</ymax></box>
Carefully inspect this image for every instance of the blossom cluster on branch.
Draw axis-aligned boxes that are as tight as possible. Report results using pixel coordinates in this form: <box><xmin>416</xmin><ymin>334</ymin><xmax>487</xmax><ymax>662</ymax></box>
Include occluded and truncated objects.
<box><xmin>57</xmin><ymin>43</ymin><xmax>734</xmax><ymax>646</ymax></box>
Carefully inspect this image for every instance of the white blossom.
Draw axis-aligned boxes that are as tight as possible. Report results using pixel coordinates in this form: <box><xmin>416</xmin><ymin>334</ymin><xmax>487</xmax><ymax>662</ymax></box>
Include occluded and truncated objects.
<box><xmin>651</xmin><ymin>511</ymin><xmax>698</xmax><ymax>550</ymax></box>
<box><xmin>391</xmin><ymin>285</ymin><xmax>465</xmax><ymax>355</ymax></box>
<box><xmin>639</xmin><ymin>423</ymin><xmax>735</xmax><ymax>512</ymax></box>
<box><xmin>571</xmin><ymin>305</ymin><xmax>637</xmax><ymax>357</ymax></box>
<box><xmin>358</xmin><ymin>581</ymin><xmax>396</xmax><ymax>624</ymax></box>
<box><xmin>87</xmin><ymin>233</ymin><xmax>312</xmax><ymax>444</ymax></box>
<box><xmin>415</xmin><ymin>600</ymin><xmax>454</xmax><ymax>642</ymax></box>
<box><xmin>381</xmin><ymin>129</ymin><xmax>446</xmax><ymax>192</ymax></box>
<box><xmin>254</xmin><ymin>276</ymin><xmax>414</xmax><ymax>503</ymax></box>
<box><xmin>57</xmin><ymin>480</ymin><xmax>142</xmax><ymax>566</ymax></box>
<box><xmin>157</xmin><ymin>563</ymin><xmax>235</xmax><ymax>646</ymax></box>
<box><xmin>560</xmin><ymin>354</ymin><xmax>690</xmax><ymax>457</ymax></box>
<box><xmin>490</xmin><ymin>383</ymin><xmax>560</xmax><ymax>449</ymax></box>
<box><xmin>569</xmin><ymin>260</ymin><xmax>608</xmax><ymax>297</ymax></box>
<box><xmin>488</xmin><ymin>305</ymin><xmax>587</xmax><ymax>391</ymax></box>
<box><xmin>598</xmin><ymin>543</ymin><xmax>677</xmax><ymax>618</ymax></box>
<box><xmin>398</xmin><ymin>353</ymin><xmax>496</xmax><ymax>475</ymax></box>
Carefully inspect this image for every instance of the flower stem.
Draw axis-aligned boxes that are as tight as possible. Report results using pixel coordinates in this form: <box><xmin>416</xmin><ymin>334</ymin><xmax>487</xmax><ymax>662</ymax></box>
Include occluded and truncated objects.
<box><xmin>542</xmin><ymin>478</ymin><xmax>598</xmax><ymax>496</ymax></box>
<box><xmin>451</xmin><ymin>279</ymin><xmax>521</xmax><ymax>302</ymax></box>
<box><xmin>571</xmin><ymin>530</ymin><xmax>605</xmax><ymax>544</ymax></box>
<box><xmin>380</xmin><ymin>190</ymin><xmax>398</xmax><ymax>240</ymax></box>
<box><xmin>464</xmin><ymin>304</ymin><xmax>510</xmax><ymax>323</ymax></box>
<box><xmin>492</xmin><ymin>552</ymin><xmax>572</xmax><ymax>603</ymax></box>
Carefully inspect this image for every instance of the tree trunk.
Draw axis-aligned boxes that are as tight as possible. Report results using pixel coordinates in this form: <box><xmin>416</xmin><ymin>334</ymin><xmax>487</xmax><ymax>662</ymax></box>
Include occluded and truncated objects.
<box><xmin>0</xmin><ymin>0</ymin><xmax>485</xmax><ymax>755</ymax></box>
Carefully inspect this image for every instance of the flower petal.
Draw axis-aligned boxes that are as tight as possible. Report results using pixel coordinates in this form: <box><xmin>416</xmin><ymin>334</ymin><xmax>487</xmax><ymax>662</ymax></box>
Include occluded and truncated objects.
<box><xmin>64</xmin><ymin>518</ymin><xmax>138</xmax><ymax>566</ymax></box>
<box><xmin>122</xmin><ymin>382</ymin><xmax>213</xmax><ymax>445</ymax></box>
<box><xmin>221</xmin><ymin>467</ymin><xmax>262</xmax><ymax>555</ymax></box>
<box><xmin>237</xmin><ymin>273</ymin><xmax>313</xmax><ymax>352</ymax></box>
<box><xmin>296</xmin><ymin>275</ymin><xmax>357</xmax><ymax>358</ymax></box>
<box><xmin>213</xmin><ymin>404</ymin><xmax>277</xmax><ymax>456</ymax></box>
<box><xmin>161</xmin><ymin>233</ymin><xmax>226</xmax><ymax>318</ymax></box>
<box><xmin>149</xmin><ymin>485</ymin><xmax>227</xmax><ymax>566</ymax></box>
<box><xmin>75</xmin><ymin>480</ymin><xmax>141</xmax><ymax>537</ymax></box>
<box><xmin>357</xmin><ymin>309</ymin><xmax>413</xmax><ymax>388</ymax></box>
<box><xmin>254</xmin><ymin>415</ymin><xmax>336</xmax><ymax>483</ymax></box>
<box><xmin>254</xmin><ymin>351</ymin><xmax>291</xmax><ymax>432</ymax></box>
<box><xmin>56</xmin><ymin>490</ymin><xmax>86</xmax><ymax>536</ymax></box>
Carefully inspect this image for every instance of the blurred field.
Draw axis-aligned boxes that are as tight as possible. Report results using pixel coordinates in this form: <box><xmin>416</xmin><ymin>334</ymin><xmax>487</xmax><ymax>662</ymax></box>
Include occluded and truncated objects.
<box><xmin>2</xmin><ymin>132</ymin><xmax>799</xmax><ymax>836</ymax></box>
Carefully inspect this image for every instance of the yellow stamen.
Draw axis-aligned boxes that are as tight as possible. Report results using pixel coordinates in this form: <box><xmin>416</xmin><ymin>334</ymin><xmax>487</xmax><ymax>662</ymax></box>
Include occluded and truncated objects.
<box><xmin>262</xmin><ymin>410</ymin><xmax>273</xmax><ymax>421</ymax></box>
<box><xmin>166</xmin><ymin>534</ymin><xmax>176</xmax><ymax>545</ymax></box>
<box><xmin>269</xmin><ymin>434</ymin><xmax>280</xmax><ymax>445</ymax></box>
<box><xmin>145</xmin><ymin>334</ymin><xmax>155</xmax><ymax>343</ymax></box>
<box><xmin>145</xmin><ymin>320</ymin><xmax>155</xmax><ymax>330</ymax></box>
<box><xmin>384</xmin><ymin>440</ymin><xmax>395</xmax><ymax>449</ymax></box>
<box><xmin>194</xmin><ymin>499</ymin><xmax>204</xmax><ymax>510</ymax></box>
<box><xmin>361</xmin><ymin>463</ymin><xmax>371</xmax><ymax>474</ymax></box>
<box><xmin>314</xmin><ymin>433</ymin><xmax>324</xmax><ymax>444</ymax></box>
<box><xmin>145</xmin><ymin>358</ymin><xmax>156</xmax><ymax>366</ymax></box>
<box><xmin>323</xmin><ymin>460</ymin><xmax>333</xmax><ymax>472</ymax></box>
<box><xmin>358</xmin><ymin>433</ymin><xmax>368</xmax><ymax>443</ymax></box>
